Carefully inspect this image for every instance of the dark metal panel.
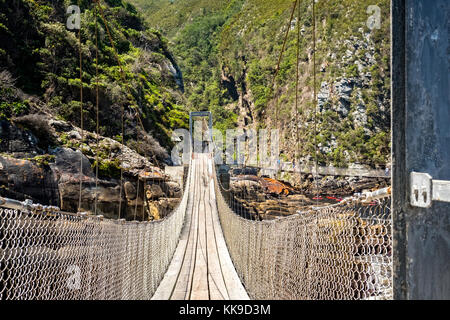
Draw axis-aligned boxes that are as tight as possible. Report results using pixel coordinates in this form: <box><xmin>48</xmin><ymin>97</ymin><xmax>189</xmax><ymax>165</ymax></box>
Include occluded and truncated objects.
<box><xmin>393</xmin><ymin>0</ymin><xmax>450</xmax><ymax>299</ymax></box>
<box><xmin>391</xmin><ymin>0</ymin><xmax>408</xmax><ymax>300</ymax></box>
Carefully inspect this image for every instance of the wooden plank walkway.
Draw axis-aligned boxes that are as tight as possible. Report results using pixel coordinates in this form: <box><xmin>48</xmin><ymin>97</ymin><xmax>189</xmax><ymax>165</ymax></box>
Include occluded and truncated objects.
<box><xmin>152</xmin><ymin>153</ymin><xmax>249</xmax><ymax>300</ymax></box>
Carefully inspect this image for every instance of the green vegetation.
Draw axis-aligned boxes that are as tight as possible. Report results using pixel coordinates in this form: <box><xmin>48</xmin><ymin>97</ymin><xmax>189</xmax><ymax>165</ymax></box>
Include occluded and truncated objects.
<box><xmin>130</xmin><ymin>0</ymin><xmax>228</xmax><ymax>37</ymax></box>
<box><xmin>1</xmin><ymin>0</ymin><xmax>391</xmax><ymax>168</ymax></box>
<box><xmin>92</xmin><ymin>158</ymin><xmax>123</xmax><ymax>179</ymax></box>
<box><xmin>27</xmin><ymin>154</ymin><xmax>56</xmax><ymax>167</ymax></box>
<box><xmin>0</xmin><ymin>0</ymin><xmax>188</xmax><ymax>160</ymax></box>
<box><xmin>219</xmin><ymin>0</ymin><xmax>390</xmax><ymax>166</ymax></box>
<box><xmin>130</xmin><ymin>0</ymin><xmax>243</xmax><ymax>134</ymax></box>
<box><xmin>0</xmin><ymin>101</ymin><xmax>29</xmax><ymax>120</ymax></box>
<box><xmin>130</xmin><ymin>0</ymin><xmax>391</xmax><ymax>167</ymax></box>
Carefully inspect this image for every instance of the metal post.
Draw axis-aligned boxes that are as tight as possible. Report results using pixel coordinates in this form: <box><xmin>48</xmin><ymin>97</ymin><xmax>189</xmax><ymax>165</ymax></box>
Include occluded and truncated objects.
<box><xmin>392</xmin><ymin>0</ymin><xmax>450</xmax><ymax>299</ymax></box>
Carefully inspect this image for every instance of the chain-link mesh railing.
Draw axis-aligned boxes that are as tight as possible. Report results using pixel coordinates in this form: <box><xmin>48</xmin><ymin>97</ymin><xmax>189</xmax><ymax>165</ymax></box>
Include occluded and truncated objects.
<box><xmin>214</xmin><ymin>167</ymin><xmax>392</xmax><ymax>300</ymax></box>
<box><xmin>0</xmin><ymin>161</ymin><xmax>191</xmax><ymax>300</ymax></box>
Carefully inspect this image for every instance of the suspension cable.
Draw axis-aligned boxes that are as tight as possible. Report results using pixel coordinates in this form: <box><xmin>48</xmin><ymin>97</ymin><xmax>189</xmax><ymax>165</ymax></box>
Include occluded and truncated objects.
<box><xmin>134</xmin><ymin>119</ymin><xmax>141</xmax><ymax>222</ymax></box>
<box><xmin>272</xmin><ymin>0</ymin><xmax>298</xmax><ymax>88</ymax></box>
<box><xmin>94</xmin><ymin>3</ymin><xmax>100</xmax><ymax>215</ymax></box>
<box><xmin>118</xmin><ymin>101</ymin><xmax>125</xmax><ymax>220</ymax></box>
<box><xmin>92</xmin><ymin>0</ymin><xmax>125</xmax><ymax>219</ymax></box>
<box><xmin>312</xmin><ymin>0</ymin><xmax>319</xmax><ymax>205</ymax></box>
<box><xmin>272</xmin><ymin>0</ymin><xmax>298</xmax><ymax>127</ymax></box>
<box><xmin>95</xmin><ymin>0</ymin><xmax>162</xmax><ymax>219</ymax></box>
<box><xmin>94</xmin><ymin>0</ymin><xmax>159</xmax><ymax>166</ymax></box>
<box><xmin>295</xmin><ymin>0</ymin><xmax>302</xmax><ymax>194</ymax></box>
<box><xmin>94</xmin><ymin>0</ymin><xmax>149</xmax><ymax>139</ymax></box>
<box><xmin>77</xmin><ymin>0</ymin><xmax>84</xmax><ymax>213</ymax></box>
<box><xmin>134</xmin><ymin>176</ymin><xmax>140</xmax><ymax>220</ymax></box>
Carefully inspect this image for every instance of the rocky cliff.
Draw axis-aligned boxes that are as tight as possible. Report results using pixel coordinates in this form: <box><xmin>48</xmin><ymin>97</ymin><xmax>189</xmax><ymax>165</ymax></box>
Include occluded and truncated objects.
<box><xmin>131</xmin><ymin>0</ymin><xmax>391</xmax><ymax>172</ymax></box>
<box><xmin>0</xmin><ymin>0</ymin><xmax>187</xmax><ymax>218</ymax></box>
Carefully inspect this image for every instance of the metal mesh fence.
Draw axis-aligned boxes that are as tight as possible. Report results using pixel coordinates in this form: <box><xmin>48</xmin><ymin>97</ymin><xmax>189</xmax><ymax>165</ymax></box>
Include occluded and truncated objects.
<box><xmin>0</xmin><ymin>161</ymin><xmax>191</xmax><ymax>300</ymax></box>
<box><xmin>214</xmin><ymin>168</ymin><xmax>393</xmax><ymax>300</ymax></box>
<box><xmin>0</xmin><ymin>153</ymin><xmax>393</xmax><ymax>300</ymax></box>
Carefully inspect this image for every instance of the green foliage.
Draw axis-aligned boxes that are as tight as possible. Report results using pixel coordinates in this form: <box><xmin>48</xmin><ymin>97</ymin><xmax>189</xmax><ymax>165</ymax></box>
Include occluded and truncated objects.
<box><xmin>27</xmin><ymin>155</ymin><xmax>56</xmax><ymax>167</ymax></box>
<box><xmin>217</xmin><ymin>0</ymin><xmax>390</xmax><ymax>167</ymax></box>
<box><xmin>0</xmin><ymin>101</ymin><xmax>29</xmax><ymax>120</ymax></box>
<box><xmin>247</xmin><ymin>59</ymin><xmax>273</xmax><ymax>112</ymax></box>
<box><xmin>166</xmin><ymin>105</ymin><xmax>189</xmax><ymax>129</ymax></box>
<box><xmin>331</xmin><ymin>146</ymin><xmax>347</xmax><ymax>168</ymax></box>
<box><xmin>346</xmin><ymin>64</ymin><xmax>359</xmax><ymax>78</ymax></box>
<box><xmin>0</xmin><ymin>0</ymin><xmax>188</xmax><ymax>158</ymax></box>
<box><xmin>92</xmin><ymin>158</ymin><xmax>123</xmax><ymax>179</ymax></box>
<box><xmin>366</xmin><ymin>131</ymin><xmax>390</xmax><ymax>164</ymax></box>
<box><xmin>152</xmin><ymin>1</ymin><xmax>244</xmax><ymax>131</ymax></box>
<box><xmin>129</xmin><ymin>0</ymin><xmax>230</xmax><ymax>37</ymax></box>
<box><xmin>1</xmin><ymin>0</ymin><xmax>391</xmax><ymax>168</ymax></box>
<box><xmin>210</xmin><ymin>104</ymin><xmax>237</xmax><ymax>134</ymax></box>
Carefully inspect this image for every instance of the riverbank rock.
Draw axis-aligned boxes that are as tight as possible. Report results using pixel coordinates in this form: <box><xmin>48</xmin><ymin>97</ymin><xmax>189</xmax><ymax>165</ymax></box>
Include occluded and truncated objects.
<box><xmin>0</xmin><ymin>118</ymin><xmax>181</xmax><ymax>221</ymax></box>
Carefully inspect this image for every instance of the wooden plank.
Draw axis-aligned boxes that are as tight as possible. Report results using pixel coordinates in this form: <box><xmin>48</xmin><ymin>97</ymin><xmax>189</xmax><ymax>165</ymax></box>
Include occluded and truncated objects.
<box><xmin>190</xmin><ymin>156</ymin><xmax>209</xmax><ymax>300</ymax></box>
<box><xmin>153</xmin><ymin>154</ymin><xmax>249</xmax><ymax>300</ymax></box>
<box><xmin>176</xmin><ymin>157</ymin><xmax>200</xmax><ymax>299</ymax></box>
<box><xmin>151</xmin><ymin>159</ymin><xmax>197</xmax><ymax>300</ymax></box>
<box><xmin>205</xmin><ymin>161</ymin><xmax>229</xmax><ymax>300</ymax></box>
<box><xmin>208</xmin><ymin>158</ymin><xmax>250</xmax><ymax>300</ymax></box>
<box><xmin>208</xmin><ymin>274</ymin><xmax>225</xmax><ymax>300</ymax></box>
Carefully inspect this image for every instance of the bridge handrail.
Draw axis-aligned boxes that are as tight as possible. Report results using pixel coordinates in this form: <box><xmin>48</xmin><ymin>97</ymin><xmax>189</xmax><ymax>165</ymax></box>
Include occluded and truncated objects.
<box><xmin>0</xmin><ymin>155</ymin><xmax>192</xmax><ymax>300</ymax></box>
<box><xmin>213</xmin><ymin>164</ymin><xmax>393</xmax><ymax>300</ymax></box>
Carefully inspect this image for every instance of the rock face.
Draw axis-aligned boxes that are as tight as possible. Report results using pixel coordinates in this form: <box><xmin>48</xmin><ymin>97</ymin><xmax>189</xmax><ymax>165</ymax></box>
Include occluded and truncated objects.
<box><xmin>0</xmin><ymin>118</ymin><xmax>182</xmax><ymax>221</ymax></box>
<box><xmin>224</xmin><ymin>171</ymin><xmax>389</xmax><ymax>221</ymax></box>
<box><xmin>225</xmin><ymin>19</ymin><xmax>390</xmax><ymax>168</ymax></box>
<box><xmin>50</xmin><ymin>147</ymin><xmax>120</xmax><ymax>217</ymax></box>
<box><xmin>227</xmin><ymin>174</ymin><xmax>311</xmax><ymax>220</ymax></box>
<box><xmin>0</xmin><ymin>156</ymin><xmax>59</xmax><ymax>206</ymax></box>
<box><xmin>0</xmin><ymin>120</ymin><xmax>42</xmax><ymax>156</ymax></box>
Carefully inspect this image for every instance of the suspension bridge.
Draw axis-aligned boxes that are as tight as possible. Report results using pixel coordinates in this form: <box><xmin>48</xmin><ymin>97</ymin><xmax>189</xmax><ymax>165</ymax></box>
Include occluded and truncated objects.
<box><xmin>0</xmin><ymin>110</ymin><xmax>392</xmax><ymax>300</ymax></box>
<box><xmin>0</xmin><ymin>0</ymin><xmax>448</xmax><ymax>301</ymax></box>
<box><xmin>152</xmin><ymin>153</ymin><xmax>249</xmax><ymax>300</ymax></box>
<box><xmin>0</xmin><ymin>0</ymin><xmax>394</xmax><ymax>300</ymax></box>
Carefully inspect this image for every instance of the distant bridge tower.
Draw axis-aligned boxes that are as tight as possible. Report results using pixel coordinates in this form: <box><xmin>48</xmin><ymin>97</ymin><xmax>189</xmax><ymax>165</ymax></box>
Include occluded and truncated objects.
<box><xmin>189</xmin><ymin>111</ymin><xmax>213</xmax><ymax>154</ymax></box>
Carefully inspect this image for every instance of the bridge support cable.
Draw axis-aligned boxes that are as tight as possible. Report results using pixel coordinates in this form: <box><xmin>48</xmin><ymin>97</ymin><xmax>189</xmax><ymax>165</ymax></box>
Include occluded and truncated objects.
<box><xmin>117</xmin><ymin>102</ymin><xmax>125</xmax><ymax>220</ymax></box>
<box><xmin>0</xmin><ymin>156</ymin><xmax>192</xmax><ymax>300</ymax></box>
<box><xmin>295</xmin><ymin>0</ymin><xmax>303</xmax><ymax>195</ymax></box>
<box><xmin>94</xmin><ymin>0</ymin><xmax>160</xmax><ymax>166</ymax></box>
<box><xmin>94</xmin><ymin>3</ymin><xmax>100</xmax><ymax>216</ymax></box>
<box><xmin>77</xmin><ymin>0</ymin><xmax>84</xmax><ymax>213</ymax></box>
<box><xmin>272</xmin><ymin>0</ymin><xmax>299</xmax><ymax>128</ymax></box>
<box><xmin>94</xmin><ymin>0</ymin><xmax>159</xmax><ymax>219</ymax></box>
<box><xmin>214</xmin><ymin>164</ymin><xmax>393</xmax><ymax>300</ymax></box>
<box><xmin>311</xmin><ymin>0</ymin><xmax>320</xmax><ymax>206</ymax></box>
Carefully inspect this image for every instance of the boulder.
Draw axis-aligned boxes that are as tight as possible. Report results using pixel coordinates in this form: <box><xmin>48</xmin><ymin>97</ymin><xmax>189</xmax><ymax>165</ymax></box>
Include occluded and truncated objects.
<box><xmin>0</xmin><ymin>155</ymin><xmax>59</xmax><ymax>206</ymax></box>
<box><xmin>124</xmin><ymin>181</ymin><xmax>136</xmax><ymax>200</ymax></box>
<box><xmin>165</xmin><ymin>181</ymin><xmax>182</xmax><ymax>198</ymax></box>
<box><xmin>51</xmin><ymin>147</ymin><xmax>94</xmax><ymax>179</ymax></box>
<box><xmin>334</xmin><ymin>79</ymin><xmax>353</xmax><ymax>101</ymax></box>
<box><xmin>49</xmin><ymin>119</ymin><xmax>71</xmax><ymax>132</ymax></box>
<box><xmin>146</xmin><ymin>184</ymin><xmax>165</xmax><ymax>200</ymax></box>
<box><xmin>0</xmin><ymin>120</ymin><xmax>42</xmax><ymax>156</ymax></box>
<box><xmin>146</xmin><ymin>201</ymin><xmax>163</xmax><ymax>221</ymax></box>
